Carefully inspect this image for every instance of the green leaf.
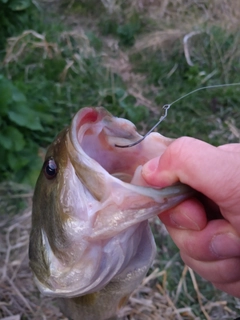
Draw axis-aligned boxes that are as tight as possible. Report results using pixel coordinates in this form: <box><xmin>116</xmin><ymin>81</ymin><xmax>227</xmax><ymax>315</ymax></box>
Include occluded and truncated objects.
<box><xmin>8</xmin><ymin>109</ymin><xmax>43</xmax><ymax>130</ymax></box>
<box><xmin>22</xmin><ymin>158</ymin><xmax>42</xmax><ymax>186</ymax></box>
<box><xmin>8</xmin><ymin>152</ymin><xmax>20</xmax><ymax>170</ymax></box>
<box><xmin>4</xmin><ymin>126</ymin><xmax>25</xmax><ymax>151</ymax></box>
<box><xmin>8</xmin><ymin>0</ymin><xmax>30</xmax><ymax>11</ymax></box>
<box><xmin>0</xmin><ymin>77</ymin><xmax>13</xmax><ymax>115</ymax></box>
<box><xmin>14</xmin><ymin>150</ymin><xmax>42</xmax><ymax>186</ymax></box>
<box><xmin>7</xmin><ymin>152</ymin><xmax>29</xmax><ymax>170</ymax></box>
<box><xmin>0</xmin><ymin>149</ymin><xmax>7</xmax><ymax>171</ymax></box>
<box><xmin>12</xmin><ymin>86</ymin><xmax>27</xmax><ymax>103</ymax></box>
<box><xmin>0</xmin><ymin>133</ymin><xmax>12</xmax><ymax>150</ymax></box>
<box><xmin>114</xmin><ymin>88</ymin><xmax>126</xmax><ymax>99</ymax></box>
<box><xmin>86</xmin><ymin>32</ymin><xmax>102</xmax><ymax>51</ymax></box>
<box><xmin>0</xmin><ymin>126</ymin><xmax>25</xmax><ymax>151</ymax></box>
<box><xmin>117</xmin><ymin>23</ymin><xmax>140</xmax><ymax>46</ymax></box>
<box><xmin>125</xmin><ymin>105</ymin><xmax>149</xmax><ymax>123</ymax></box>
<box><xmin>8</xmin><ymin>110</ymin><xmax>28</xmax><ymax>127</ymax></box>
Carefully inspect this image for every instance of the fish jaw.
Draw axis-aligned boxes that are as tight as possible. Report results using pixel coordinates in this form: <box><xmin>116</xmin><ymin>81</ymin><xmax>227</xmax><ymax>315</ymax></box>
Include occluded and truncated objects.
<box><xmin>29</xmin><ymin>107</ymin><xmax>194</xmax><ymax>302</ymax></box>
<box><xmin>90</xmin><ymin>182</ymin><xmax>194</xmax><ymax>240</ymax></box>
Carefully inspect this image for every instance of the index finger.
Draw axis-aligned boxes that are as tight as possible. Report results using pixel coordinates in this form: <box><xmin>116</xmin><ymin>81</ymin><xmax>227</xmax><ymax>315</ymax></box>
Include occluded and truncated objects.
<box><xmin>142</xmin><ymin>137</ymin><xmax>240</xmax><ymax>212</ymax></box>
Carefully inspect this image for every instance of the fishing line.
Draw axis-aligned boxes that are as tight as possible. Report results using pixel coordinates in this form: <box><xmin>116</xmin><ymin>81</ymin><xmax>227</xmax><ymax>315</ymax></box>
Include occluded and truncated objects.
<box><xmin>115</xmin><ymin>82</ymin><xmax>240</xmax><ymax>148</ymax></box>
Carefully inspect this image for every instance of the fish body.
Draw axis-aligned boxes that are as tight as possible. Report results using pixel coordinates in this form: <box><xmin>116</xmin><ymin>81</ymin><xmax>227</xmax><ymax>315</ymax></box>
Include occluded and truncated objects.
<box><xmin>29</xmin><ymin>107</ymin><xmax>193</xmax><ymax>320</ymax></box>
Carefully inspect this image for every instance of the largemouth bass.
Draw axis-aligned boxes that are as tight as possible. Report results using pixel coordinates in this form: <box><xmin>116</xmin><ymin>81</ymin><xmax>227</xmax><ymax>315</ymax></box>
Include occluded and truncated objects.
<box><xmin>29</xmin><ymin>107</ymin><xmax>193</xmax><ymax>320</ymax></box>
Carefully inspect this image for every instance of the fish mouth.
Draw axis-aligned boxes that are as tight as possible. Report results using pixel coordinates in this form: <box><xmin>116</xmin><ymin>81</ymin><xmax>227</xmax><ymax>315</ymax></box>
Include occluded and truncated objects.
<box><xmin>69</xmin><ymin>107</ymin><xmax>150</xmax><ymax>184</ymax></box>
<box><xmin>67</xmin><ymin>107</ymin><xmax>194</xmax><ymax>213</ymax></box>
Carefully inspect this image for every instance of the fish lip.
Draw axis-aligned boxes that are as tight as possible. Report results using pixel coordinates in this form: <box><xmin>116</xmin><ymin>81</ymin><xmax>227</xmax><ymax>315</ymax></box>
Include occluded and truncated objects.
<box><xmin>67</xmin><ymin>107</ymin><xmax>106</xmax><ymax>173</ymax></box>
<box><xmin>69</xmin><ymin>107</ymin><xmax>99</xmax><ymax>152</ymax></box>
<box><xmin>68</xmin><ymin>107</ymin><xmax>110</xmax><ymax>166</ymax></box>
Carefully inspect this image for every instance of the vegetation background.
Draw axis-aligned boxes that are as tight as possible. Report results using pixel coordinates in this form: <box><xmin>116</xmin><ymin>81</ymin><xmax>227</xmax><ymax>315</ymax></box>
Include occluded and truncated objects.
<box><xmin>1</xmin><ymin>0</ymin><xmax>240</xmax><ymax>319</ymax></box>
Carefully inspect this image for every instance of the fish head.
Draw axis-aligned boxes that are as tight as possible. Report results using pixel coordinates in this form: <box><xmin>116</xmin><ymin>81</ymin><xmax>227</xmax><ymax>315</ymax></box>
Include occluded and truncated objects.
<box><xmin>29</xmin><ymin>127</ymin><xmax>73</xmax><ymax>287</ymax></box>
<box><xmin>29</xmin><ymin>107</ymin><xmax>193</xmax><ymax>300</ymax></box>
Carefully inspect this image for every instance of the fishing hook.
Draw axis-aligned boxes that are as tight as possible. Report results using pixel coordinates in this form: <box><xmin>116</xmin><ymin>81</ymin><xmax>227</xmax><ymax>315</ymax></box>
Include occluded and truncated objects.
<box><xmin>115</xmin><ymin>104</ymin><xmax>170</xmax><ymax>148</ymax></box>
<box><xmin>115</xmin><ymin>82</ymin><xmax>240</xmax><ymax>148</ymax></box>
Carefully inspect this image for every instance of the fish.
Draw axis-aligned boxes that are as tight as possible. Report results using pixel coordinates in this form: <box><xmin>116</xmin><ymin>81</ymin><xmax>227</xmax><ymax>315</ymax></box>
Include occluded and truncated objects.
<box><xmin>29</xmin><ymin>107</ymin><xmax>193</xmax><ymax>320</ymax></box>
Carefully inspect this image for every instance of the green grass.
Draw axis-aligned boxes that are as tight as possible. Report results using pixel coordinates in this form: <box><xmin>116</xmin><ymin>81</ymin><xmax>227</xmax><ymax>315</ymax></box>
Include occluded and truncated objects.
<box><xmin>0</xmin><ymin>22</ymin><xmax>148</xmax><ymax>184</ymax></box>
<box><xmin>129</xmin><ymin>27</ymin><xmax>240</xmax><ymax>145</ymax></box>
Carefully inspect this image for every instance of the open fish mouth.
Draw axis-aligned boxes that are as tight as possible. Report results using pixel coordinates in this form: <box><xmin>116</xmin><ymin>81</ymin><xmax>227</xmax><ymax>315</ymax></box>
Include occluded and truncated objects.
<box><xmin>69</xmin><ymin>107</ymin><xmax>146</xmax><ymax>182</ymax></box>
<box><xmin>68</xmin><ymin>107</ymin><xmax>171</xmax><ymax>184</ymax></box>
<box><xmin>63</xmin><ymin>107</ymin><xmax>194</xmax><ymax>238</ymax></box>
<box><xmin>29</xmin><ymin>107</ymin><xmax>194</xmax><ymax>301</ymax></box>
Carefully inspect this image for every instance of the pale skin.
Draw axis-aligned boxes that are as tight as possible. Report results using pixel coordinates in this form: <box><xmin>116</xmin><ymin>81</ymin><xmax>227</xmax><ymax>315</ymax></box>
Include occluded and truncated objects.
<box><xmin>142</xmin><ymin>137</ymin><xmax>240</xmax><ymax>298</ymax></box>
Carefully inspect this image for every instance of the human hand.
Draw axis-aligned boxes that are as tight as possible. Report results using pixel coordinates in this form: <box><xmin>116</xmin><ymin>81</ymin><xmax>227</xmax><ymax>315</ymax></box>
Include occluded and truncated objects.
<box><xmin>142</xmin><ymin>137</ymin><xmax>240</xmax><ymax>297</ymax></box>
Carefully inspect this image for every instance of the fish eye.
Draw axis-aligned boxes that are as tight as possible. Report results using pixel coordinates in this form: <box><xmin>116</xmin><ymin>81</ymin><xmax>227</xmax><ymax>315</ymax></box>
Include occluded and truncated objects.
<box><xmin>43</xmin><ymin>158</ymin><xmax>58</xmax><ymax>179</ymax></box>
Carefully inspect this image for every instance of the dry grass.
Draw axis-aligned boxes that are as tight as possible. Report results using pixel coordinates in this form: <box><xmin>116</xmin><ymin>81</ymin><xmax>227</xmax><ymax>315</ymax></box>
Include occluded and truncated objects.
<box><xmin>0</xmin><ymin>206</ymin><xmax>67</xmax><ymax>320</ymax></box>
<box><xmin>4</xmin><ymin>29</ymin><xmax>95</xmax><ymax>69</ymax></box>
<box><xmin>4</xmin><ymin>31</ymin><xmax>60</xmax><ymax>66</ymax></box>
<box><xmin>106</xmin><ymin>0</ymin><xmax>240</xmax><ymax>29</ymax></box>
<box><xmin>100</xmin><ymin>0</ymin><xmax>240</xmax><ymax>85</ymax></box>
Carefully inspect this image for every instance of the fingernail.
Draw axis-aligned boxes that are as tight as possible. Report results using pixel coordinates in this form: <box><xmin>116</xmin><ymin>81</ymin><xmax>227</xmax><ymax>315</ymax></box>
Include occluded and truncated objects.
<box><xmin>210</xmin><ymin>233</ymin><xmax>240</xmax><ymax>258</ymax></box>
<box><xmin>170</xmin><ymin>212</ymin><xmax>200</xmax><ymax>230</ymax></box>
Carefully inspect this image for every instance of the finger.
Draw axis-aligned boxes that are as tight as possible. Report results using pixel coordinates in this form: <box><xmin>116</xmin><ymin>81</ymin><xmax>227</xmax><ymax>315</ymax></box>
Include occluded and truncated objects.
<box><xmin>142</xmin><ymin>137</ymin><xmax>240</xmax><ymax>215</ymax></box>
<box><xmin>213</xmin><ymin>279</ymin><xmax>240</xmax><ymax>298</ymax></box>
<box><xmin>195</xmin><ymin>193</ymin><xmax>222</xmax><ymax>220</ymax></box>
<box><xmin>218</xmin><ymin>143</ymin><xmax>240</xmax><ymax>152</ymax></box>
<box><xmin>181</xmin><ymin>252</ymin><xmax>240</xmax><ymax>284</ymax></box>
<box><xmin>165</xmin><ymin>219</ymin><xmax>240</xmax><ymax>262</ymax></box>
<box><xmin>158</xmin><ymin>198</ymin><xmax>207</xmax><ymax>231</ymax></box>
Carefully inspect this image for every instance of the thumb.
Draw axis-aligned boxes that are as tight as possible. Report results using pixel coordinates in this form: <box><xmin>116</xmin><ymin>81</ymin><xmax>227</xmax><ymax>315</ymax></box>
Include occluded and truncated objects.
<box><xmin>142</xmin><ymin>137</ymin><xmax>240</xmax><ymax>211</ymax></box>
